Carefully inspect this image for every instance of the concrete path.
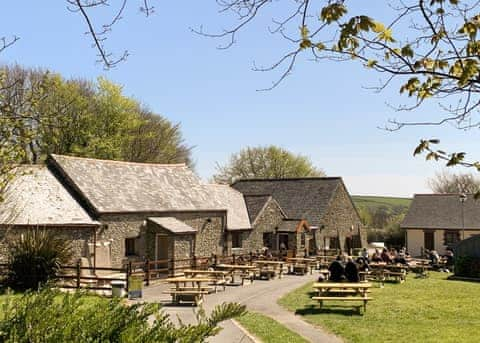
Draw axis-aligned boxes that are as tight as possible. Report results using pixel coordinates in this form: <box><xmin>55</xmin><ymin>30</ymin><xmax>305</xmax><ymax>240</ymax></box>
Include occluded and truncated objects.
<box><xmin>140</xmin><ymin>274</ymin><xmax>342</xmax><ymax>343</ymax></box>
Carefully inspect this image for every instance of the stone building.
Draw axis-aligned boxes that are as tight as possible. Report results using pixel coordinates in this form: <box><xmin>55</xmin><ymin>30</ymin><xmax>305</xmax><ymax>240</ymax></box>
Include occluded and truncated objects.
<box><xmin>47</xmin><ymin>154</ymin><xmax>250</xmax><ymax>268</ymax></box>
<box><xmin>232</xmin><ymin>177</ymin><xmax>366</xmax><ymax>254</ymax></box>
<box><xmin>0</xmin><ymin>165</ymin><xmax>99</xmax><ymax>263</ymax></box>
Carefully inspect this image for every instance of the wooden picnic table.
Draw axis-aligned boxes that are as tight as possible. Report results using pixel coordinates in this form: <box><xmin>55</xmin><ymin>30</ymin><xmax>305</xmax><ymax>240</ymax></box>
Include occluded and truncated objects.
<box><xmin>312</xmin><ymin>282</ymin><xmax>373</xmax><ymax>313</ymax></box>
<box><xmin>215</xmin><ymin>264</ymin><xmax>257</xmax><ymax>285</ymax></box>
<box><xmin>183</xmin><ymin>269</ymin><xmax>229</xmax><ymax>291</ymax></box>
<box><xmin>253</xmin><ymin>260</ymin><xmax>285</xmax><ymax>279</ymax></box>
<box><xmin>286</xmin><ymin>257</ymin><xmax>316</xmax><ymax>275</ymax></box>
<box><xmin>164</xmin><ymin>276</ymin><xmax>215</xmax><ymax>305</ymax></box>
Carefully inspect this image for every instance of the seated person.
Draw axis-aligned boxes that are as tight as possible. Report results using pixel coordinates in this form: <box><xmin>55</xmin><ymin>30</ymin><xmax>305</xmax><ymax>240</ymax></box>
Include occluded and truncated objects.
<box><xmin>444</xmin><ymin>248</ymin><xmax>454</xmax><ymax>267</ymax></box>
<box><xmin>371</xmin><ymin>249</ymin><xmax>382</xmax><ymax>263</ymax></box>
<box><xmin>394</xmin><ymin>247</ymin><xmax>407</xmax><ymax>265</ymax></box>
<box><xmin>328</xmin><ymin>256</ymin><xmax>346</xmax><ymax>282</ymax></box>
<box><xmin>361</xmin><ymin>247</ymin><xmax>370</xmax><ymax>263</ymax></box>
<box><xmin>429</xmin><ymin>250</ymin><xmax>440</xmax><ymax>265</ymax></box>
<box><xmin>345</xmin><ymin>258</ymin><xmax>360</xmax><ymax>282</ymax></box>
<box><xmin>381</xmin><ymin>248</ymin><xmax>392</xmax><ymax>264</ymax></box>
<box><xmin>356</xmin><ymin>257</ymin><xmax>370</xmax><ymax>271</ymax></box>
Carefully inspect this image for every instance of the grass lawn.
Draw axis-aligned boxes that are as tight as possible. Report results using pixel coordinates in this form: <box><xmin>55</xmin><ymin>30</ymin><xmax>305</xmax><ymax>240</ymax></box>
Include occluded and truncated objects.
<box><xmin>279</xmin><ymin>272</ymin><xmax>480</xmax><ymax>343</ymax></box>
<box><xmin>236</xmin><ymin>311</ymin><xmax>309</xmax><ymax>343</ymax></box>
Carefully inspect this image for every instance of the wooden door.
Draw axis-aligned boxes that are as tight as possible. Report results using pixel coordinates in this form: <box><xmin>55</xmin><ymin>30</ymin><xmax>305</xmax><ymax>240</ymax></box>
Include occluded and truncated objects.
<box><xmin>155</xmin><ymin>235</ymin><xmax>170</xmax><ymax>268</ymax></box>
<box><xmin>424</xmin><ymin>231</ymin><xmax>434</xmax><ymax>251</ymax></box>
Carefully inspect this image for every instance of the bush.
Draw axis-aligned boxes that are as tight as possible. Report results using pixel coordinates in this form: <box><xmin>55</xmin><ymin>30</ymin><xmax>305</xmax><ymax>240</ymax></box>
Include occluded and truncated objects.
<box><xmin>6</xmin><ymin>228</ymin><xmax>73</xmax><ymax>291</ymax></box>
<box><xmin>455</xmin><ymin>255</ymin><xmax>480</xmax><ymax>278</ymax></box>
<box><xmin>0</xmin><ymin>288</ymin><xmax>245</xmax><ymax>342</ymax></box>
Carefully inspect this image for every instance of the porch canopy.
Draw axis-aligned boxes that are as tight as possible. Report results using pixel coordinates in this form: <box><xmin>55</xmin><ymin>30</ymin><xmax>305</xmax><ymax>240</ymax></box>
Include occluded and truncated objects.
<box><xmin>147</xmin><ymin>217</ymin><xmax>197</xmax><ymax>234</ymax></box>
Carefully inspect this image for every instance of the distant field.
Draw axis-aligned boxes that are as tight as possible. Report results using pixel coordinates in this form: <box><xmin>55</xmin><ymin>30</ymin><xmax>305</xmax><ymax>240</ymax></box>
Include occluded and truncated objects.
<box><xmin>352</xmin><ymin>195</ymin><xmax>412</xmax><ymax>210</ymax></box>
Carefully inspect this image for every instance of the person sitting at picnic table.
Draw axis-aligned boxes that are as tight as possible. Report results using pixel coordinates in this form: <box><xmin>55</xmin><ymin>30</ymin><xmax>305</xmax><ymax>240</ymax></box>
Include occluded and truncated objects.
<box><xmin>394</xmin><ymin>247</ymin><xmax>408</xmax><ymax>265</ymax></box>
<box><xmin>361</xmin><ymin>247</ymin><xmax>370</xmax><ymax>263</ymax></box>
<box><xmin>381</xmin><ymin>248</ymin><xmax>393</xmax><ymax>264</ymax></box>
<box><xmin>356</xmin><ymin>256</ymin><xmax>370</xmax><ymax>271</ymax></box>
<box><xmin>371</xmin><ymin>248</ymin><xmax>382</xmax><ymax>262</ymax></box>
<box><xmin>328</xmin><ymin>256</ymin><xmax>346</xmax><ymax>282</ymax></box>
<box><xmin>444</xmin><ymin>248</ymin><xmax>454</xmax><ymax>268</ymax></box>
<box><xmin>429</xmin><ymin>250</ymin><xmax>440</xmax><ymax>265</ymax></box>
<box><xmin>345</xmin><ymin>258</ymin><xmax>360</xmax><ymax>282</ymax></box>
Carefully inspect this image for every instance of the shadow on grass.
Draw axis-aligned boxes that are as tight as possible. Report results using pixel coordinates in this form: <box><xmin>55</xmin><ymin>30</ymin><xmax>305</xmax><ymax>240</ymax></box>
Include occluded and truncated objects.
<box><xmin>295</xmin><ymin>304</ymin><xmax>363</xmax><ymax>316</ymax></box>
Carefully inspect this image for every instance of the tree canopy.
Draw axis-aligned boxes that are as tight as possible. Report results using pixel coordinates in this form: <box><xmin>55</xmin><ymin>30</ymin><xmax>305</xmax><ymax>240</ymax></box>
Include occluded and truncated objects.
<box><xmin>199</xmin><ymin>0</ymin><xmax>480</xmax><ymax>173</ymax></box>
<box><xmin>213</xmin><ymin>145</ymin><xmax>324</xmax><ymax>183</ymax></box>
<box><xmin>428</xmin><ymin>170</ymin><xmax>480</xmax><ymax>194</ymax></box>
<box><xmin>0</xmin><ymin>65</ymin><xmax>192</xmax><ymax>199</ymax></box>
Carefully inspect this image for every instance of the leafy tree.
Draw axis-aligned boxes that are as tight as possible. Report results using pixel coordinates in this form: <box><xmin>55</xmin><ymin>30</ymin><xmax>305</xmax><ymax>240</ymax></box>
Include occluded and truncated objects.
<box><xmin>0</xmin><ymin>65</ymin><xmax>193</xmax><ymax>165</ymax></box>
<box><xmin>428</xmin><ymin>171</ymin><xmax>480</xmax><ymax>194</ymax></box>
<box><xmin>214</xmin><ymin>145</ymin><xmax>324</xmax><ymax>183</ymax></box>
<box><xmin>200</xmin><ymin>1</ymin><xmax>480</xmax><ymax>174</ymax></box>
<box><xmin>0</xmin><ymin>288</ymin><xmax>246</xmax><ymax>342</ymax></box>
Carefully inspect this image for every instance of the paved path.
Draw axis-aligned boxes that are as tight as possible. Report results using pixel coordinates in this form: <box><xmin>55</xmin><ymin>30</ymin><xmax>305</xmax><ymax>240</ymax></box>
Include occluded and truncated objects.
<box><xmin>140</xmin><ymin>274</ymin><xmax>342</xmax><ymax>343</ymax></box>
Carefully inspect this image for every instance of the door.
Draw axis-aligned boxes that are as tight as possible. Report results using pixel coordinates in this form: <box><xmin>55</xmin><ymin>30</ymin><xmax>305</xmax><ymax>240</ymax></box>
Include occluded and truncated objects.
<box><xmin>155</xmin><ymin>235</ymin><xmax>170</xmax><ymax>269</ymax></box>
<box><xmin>424</xmin><ymin>231</ymin><xmax>435</xmax><ymax>251</ymax></box>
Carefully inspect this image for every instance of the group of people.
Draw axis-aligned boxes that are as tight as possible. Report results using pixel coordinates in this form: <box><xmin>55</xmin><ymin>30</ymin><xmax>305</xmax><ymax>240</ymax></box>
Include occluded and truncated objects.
<box><xmin>370</xmin><ymin>247</ymin><xmax>409</xmax><ymax>265</ymax></box>
<box><xmin>324</xmin><ymin>254</ymin><xmax>369</xmax><ymax>283</ymax></box>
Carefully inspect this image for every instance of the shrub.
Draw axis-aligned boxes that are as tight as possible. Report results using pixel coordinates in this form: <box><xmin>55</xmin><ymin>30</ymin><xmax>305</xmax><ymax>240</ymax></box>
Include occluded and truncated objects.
<box><xmin>455</xmin><ymin>255</ymin><xmax>480</xmax><ymax>278</ymax></box>
<box><xmin>6</xmin><ymin>228</ymin><xmax>73</xmax><ymax>291</ymax></box>
<box><xmin>0</xmin><ymin>288</ymin><xmax>245</xmax><ymax>342</ymax></box>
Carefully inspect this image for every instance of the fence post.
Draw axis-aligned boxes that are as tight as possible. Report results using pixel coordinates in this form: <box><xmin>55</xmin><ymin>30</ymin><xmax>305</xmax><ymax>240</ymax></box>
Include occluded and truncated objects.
<box><xmin>232</xmin><ymin>253</ymin><xmax>236</xmax><ymax>265</ymax></box>
<box><xmin>145</xmin><ymin>259</ymin><xmax>150</xmax><ymax>286</ymax></box>
<box><xmin>192</xmin><ymin>254</ymin><xmax>196</xmax><ymax>269</ymax></box>
<box><xmin>213</xmin><ymin>254</ymin><xmax>218</xmax><ymax>266</ymax></box>
<box><xmin>76</xmin><ymin>259</ymin><xmax>81</xmax><ymax>289</ymax></box>
<box><xmin>126</xmin><ymin>261</ymin><xmax>132</xmax><ymax>293</ymax></box>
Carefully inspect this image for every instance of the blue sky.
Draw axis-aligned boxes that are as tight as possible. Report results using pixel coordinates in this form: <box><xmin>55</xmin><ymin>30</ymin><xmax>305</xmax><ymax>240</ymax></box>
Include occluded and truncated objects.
<box><xmin>1</xmin><ymin>1</ymin><xmax>478</xmax><ymax>197</ymax></box>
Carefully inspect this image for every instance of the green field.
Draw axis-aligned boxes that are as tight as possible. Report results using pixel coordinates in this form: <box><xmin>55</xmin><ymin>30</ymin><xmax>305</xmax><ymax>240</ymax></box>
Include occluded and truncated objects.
<box><xmin>279</xmin><ymin>273</ymin><xmax>480</xmax><ymax>343</ymax></box>
<box><xmin>352</xmin><ymin>195</ymin><xmax>412</xmax><ymax>211</ymax></box>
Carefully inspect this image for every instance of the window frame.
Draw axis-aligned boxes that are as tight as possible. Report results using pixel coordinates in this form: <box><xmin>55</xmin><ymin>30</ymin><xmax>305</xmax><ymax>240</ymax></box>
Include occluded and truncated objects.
<box><xmin>125</xmin><ymin>237</ymin><xmax>137</xmax><ymax>256</ymax></box>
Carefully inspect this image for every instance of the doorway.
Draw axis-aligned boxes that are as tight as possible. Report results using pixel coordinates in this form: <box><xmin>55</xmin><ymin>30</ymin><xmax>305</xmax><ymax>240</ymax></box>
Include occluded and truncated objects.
<box><xmin>155</xmin><ymin>234</ymin><xmax>170</xmax><ymax>269</ymax></box>
<box><xmin>424</xmin><ymin>231</ymin><xmax>435</xmax><ymax>251</ymax></box>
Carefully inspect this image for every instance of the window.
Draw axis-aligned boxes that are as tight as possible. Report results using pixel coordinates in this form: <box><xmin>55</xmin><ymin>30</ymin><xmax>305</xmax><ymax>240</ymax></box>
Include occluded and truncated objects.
<box><xmin>125</xmin><ymin>238</ymin><xmax>136</xmax><ymax>256</ymax></box>
<box><xmin>444</xmin><ymin>230</ymin><xmax>460</xmax><ymax>246</ymax></box>
<box><xmin>232</xmin><ymin>232</ymin><xmax>242</xmax><ymax>248</ymax></box>
<box><xmin>329</xmin><ymin>237</ymin><xmax>340</xmax><ymax>250</ymax></box>
<box><xmin>263</xmin><ymin>232</ymin><xmax>273</xmax><ymax>249</ymax></box>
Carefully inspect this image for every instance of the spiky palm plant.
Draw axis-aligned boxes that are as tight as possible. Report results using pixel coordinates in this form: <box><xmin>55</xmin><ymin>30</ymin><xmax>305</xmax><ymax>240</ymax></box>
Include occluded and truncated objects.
<box><xmin>7</xmin><ymin>228</ymin><xmax>73</xmax><ymax>290</ymax></box>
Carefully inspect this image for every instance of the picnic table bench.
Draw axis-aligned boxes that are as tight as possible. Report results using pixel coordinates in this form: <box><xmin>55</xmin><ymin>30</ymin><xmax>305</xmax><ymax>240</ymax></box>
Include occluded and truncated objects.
<box><xmin>253</xmin><ymin>260</ymin><xmax>284</xmax><ymax>279</ymax></box>
<box><xmin>312</xmin><ymin>282</ymin><xmax>373</xmax><ymax>313</ymax></box>
<box><xmin>286</xmin><ymin>258</ymin><xmax>316</xmax><ymax>275</ymax></box>
<box><xmin>183</xmin><ymin>269</ymin><xmax>228</xmax><ymax>292</ymax></box>
<box><xmin>164</xmin><ymin>276</ymin><xmax>214</xmax><ymax>306</ymax></box>
<box><xmin>215</xmin><ymin>264</ymin><xmax>257</xmax><ymax>285</ymax></box>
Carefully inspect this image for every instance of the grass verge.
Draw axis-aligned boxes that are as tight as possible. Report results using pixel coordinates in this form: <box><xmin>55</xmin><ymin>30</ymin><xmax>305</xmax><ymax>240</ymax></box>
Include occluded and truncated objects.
<box><xmin>278</xmin><ymin>272</ymin><xmax>480</xmax><ymax>343</ymax></box>
<box><xmin>236</xmin><ymin>311</ymin><xmax>309</xmax><ymax>343</ymax></box>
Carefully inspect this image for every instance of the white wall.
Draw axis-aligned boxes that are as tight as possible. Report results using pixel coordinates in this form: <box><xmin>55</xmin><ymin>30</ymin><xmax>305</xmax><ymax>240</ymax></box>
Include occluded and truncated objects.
<box><xmin>407</xmin><ymin>229</ymin><xmax>424</xmax><ymax>257</ymax></box>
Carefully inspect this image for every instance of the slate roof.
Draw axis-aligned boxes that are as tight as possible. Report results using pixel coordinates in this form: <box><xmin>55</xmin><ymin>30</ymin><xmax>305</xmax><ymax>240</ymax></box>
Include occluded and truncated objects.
<box><xmin>206</xmin><ymin>184</ymin><xmax>251</xmax><ymax>230</ymax></box>
<box><xmin>49</xmin><ymin>154</ymin><xmax>224</xmax><ymax>214</ymax></box>
<box><xmin>148</xmin><ymin>217</ymin><xmax>197</xmax><ymax>234</ymax></box>
<box><xmin>48</xmin><ymin>155</ymin><xmax>250</xmax><ymax>230</ymax></box>
<box><xmin>0</xmin><ymin>165</ymin><xmax>97</xmax><ymax>227</ymax></box>
<box><xmin>401</xmin><ymin>194</ymin><xmax>480</xmax><ymax>230</ymax></box>
<box><xmin>243</xmin><ymin>195</ymin><xmax>273</xmax><ymax>223</ymax></box>
<box><xmin>232</xmin><ymin>178</ymin><xmax>344</xmax><ymax>226</ymax></box>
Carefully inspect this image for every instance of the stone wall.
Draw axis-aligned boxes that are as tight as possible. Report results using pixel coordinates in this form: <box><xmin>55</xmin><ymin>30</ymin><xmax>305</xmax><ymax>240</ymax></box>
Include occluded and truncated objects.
<box><xmin>99</xmin><ymin>211</ymin><xmax>225</xmax><ymax>268</ymax></box>
<box><xmin>0</xmin><ymin>226</ymin><xmax>94</xmax><ymax>264</ymax></box>
<box><xmin>243</xmin><ymin>199</ymin><xmax>285</xmax><ymax>252</ymax></box>
<box><xmin>316</xmin><ymin>183</ymin><xmax>366</xmax><ymax>253</ymax></box>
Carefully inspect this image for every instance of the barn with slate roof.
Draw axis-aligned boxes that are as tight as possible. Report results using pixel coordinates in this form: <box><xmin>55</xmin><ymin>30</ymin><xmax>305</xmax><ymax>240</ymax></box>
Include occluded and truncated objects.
<box><xmin>46</xmin><ymin>154</ymin><xmax>251</xmax><ymax>268</ymax></box>
<box><xmin>232</xmin><ymin>178</ymin><xmax>366</xmax><ymax>254</ymax></box>
<box><xmin>401</xmin><ymin>194</ymin><xmax>480</xmax><ymax>256</ymax></box>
